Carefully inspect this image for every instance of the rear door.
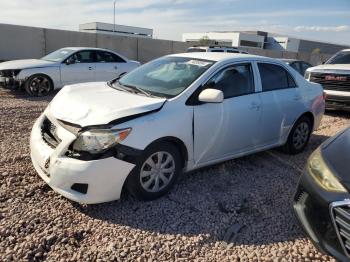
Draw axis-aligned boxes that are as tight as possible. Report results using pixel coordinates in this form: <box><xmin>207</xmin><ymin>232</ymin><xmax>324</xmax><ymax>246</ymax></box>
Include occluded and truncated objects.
<box><xmin>257</xmin><ymin>62</ymin><xmax>304</xmax><ymax>146</ymax></box>
<box><xmin>94</xmin><ymin>50</ymin><xmax>128</xmax><ymax>81</ymax></box>
<box><xmin>60</xmin><ymin>50</ymin><xmax>95</xmax><ymax>85</ymax></box>
<box><xmin>193</xmin><ymin>62</ymin><xmax>263</xmax><ymax>165</ymax></box>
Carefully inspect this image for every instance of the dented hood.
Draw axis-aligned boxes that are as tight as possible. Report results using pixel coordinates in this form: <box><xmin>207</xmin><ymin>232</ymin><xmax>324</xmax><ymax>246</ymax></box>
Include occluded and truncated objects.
<box><xmin>49</xmin><ymin>82</ymin><xmax>166</xmax><ymax>127</ymax></box>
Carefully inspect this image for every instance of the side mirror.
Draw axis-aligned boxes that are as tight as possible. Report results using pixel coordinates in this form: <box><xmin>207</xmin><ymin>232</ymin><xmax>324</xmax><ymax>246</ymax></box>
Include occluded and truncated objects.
<box><xmin>65</xmin><ymin>57</ymin><xmax>75</xmax><ymax>65</ymax></box>
<box><xmin>198</xmin><ymin>88</ymin><xmax>224</xmax><ymax>103</ymax></box>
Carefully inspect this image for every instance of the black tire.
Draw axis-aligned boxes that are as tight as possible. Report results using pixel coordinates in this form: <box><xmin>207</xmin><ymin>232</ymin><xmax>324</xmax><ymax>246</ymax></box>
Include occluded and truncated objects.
<box><xmin>24</xmin><ymin>74</ymin><xmax>53</xmax><ymax>97</ymax></box>
<box><xmin>282</xmin><ymin>116</ymin><xmax>312</xmax><ymax>155</ymax></box>
<box><xmin>126</xmin><ymin>142</ymin><xmax>182</xmax><ymax>200</ymax></box>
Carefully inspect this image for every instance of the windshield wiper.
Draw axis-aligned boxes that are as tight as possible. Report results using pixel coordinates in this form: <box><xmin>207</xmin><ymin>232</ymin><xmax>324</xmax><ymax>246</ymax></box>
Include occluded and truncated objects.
<box><xmin>125</xmin><ymin>84</ymin><xmax>153</xmax><ymax>97</ymax></box>
<box><xmin>109</xmin><ymin>79</ymin><xmax>163</xmax><ymax>98</ymax></box>
<box><xmin>117</xmin><ymin>81</ymin><xmax>156</xmax><ymax>98</ymax></box>
<box><xmin>108</xmin><ymin>79</ymin><xmax>132</xmax><ymax>93</ymax></box>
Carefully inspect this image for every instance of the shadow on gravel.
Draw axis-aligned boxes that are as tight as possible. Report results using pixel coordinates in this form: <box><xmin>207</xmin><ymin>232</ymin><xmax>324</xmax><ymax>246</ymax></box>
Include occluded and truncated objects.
<box><xmin>0</xmin><ymin>87</ymin><xmax>58</xmax><ymax>102</ymax></box>
<box><xmin>75</xmin><ymin>148</ymin><xmax>322</xmax><ymax>246</ymax></box>
<box><xmin>325</xmin><ymin>109</ymin><xmax>350</xmax><ymax>119</ymax></box>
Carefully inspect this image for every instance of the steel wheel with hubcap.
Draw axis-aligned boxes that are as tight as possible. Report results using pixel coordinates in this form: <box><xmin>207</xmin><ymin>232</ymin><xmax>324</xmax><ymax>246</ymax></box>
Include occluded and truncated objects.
<box><xmin>140</xmin><ymin>152</ymin><xmax>175</xmax><ymax>193</ymax></box>
<box><xmin>25</xmin><ymin>74</ymin><xmax>53</xmax><ymax>97</ymax></box>
<box><xmin>283</xmin><ymin>116</ymin><xmax>312</xmax><ymax>154</ymax></box>
<box><xmin>292</xmin><ymin>122</ymin><xmax>310</xmax><ymax>150</ymax></box>
<box><xmin>126</xmin><ymin>142</ymin><xmax>182</xmax><ymax>200</ymax></box>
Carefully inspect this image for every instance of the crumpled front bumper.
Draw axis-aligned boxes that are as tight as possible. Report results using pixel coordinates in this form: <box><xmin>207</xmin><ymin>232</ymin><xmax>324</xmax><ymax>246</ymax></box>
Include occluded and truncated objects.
<box><xmin>0</xmin><ymin>76</ymin><xmax>23</xmax><ymax>89</ymax></box>
<box><xmin>30</xmin><ymin>113</ymin><xmax>135</xmax><ymax>204</ymax></box>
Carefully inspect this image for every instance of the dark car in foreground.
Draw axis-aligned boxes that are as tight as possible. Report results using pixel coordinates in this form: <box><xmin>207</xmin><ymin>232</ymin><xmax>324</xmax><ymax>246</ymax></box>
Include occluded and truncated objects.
<box><xmin>294</xmin><ymin>126</ymin><xmax>350</xmax><ymax>262</ymax></box>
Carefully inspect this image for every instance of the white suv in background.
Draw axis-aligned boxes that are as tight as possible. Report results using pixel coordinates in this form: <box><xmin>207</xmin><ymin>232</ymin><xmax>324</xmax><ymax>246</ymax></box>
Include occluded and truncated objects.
<box><xmin>305</xmin><ymin>49</ymin><xmax>350</xmax><ymax>111</ymax></box>
<box><xmin>187</xmin><ymin>46</ymin><xmax>248</xmax><ymax>54</ymax></box>
<box><xmin>30</xmin><ymin>53</ymin><xmax>325</xmax><ymax>204</ymax></box>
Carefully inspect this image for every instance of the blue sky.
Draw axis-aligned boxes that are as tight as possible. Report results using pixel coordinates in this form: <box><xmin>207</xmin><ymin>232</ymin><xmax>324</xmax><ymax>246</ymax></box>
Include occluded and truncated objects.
<box><xmin>1</xmin><ymin>0</ymin><xmax>349</xmax><ymax>44</ymax></box>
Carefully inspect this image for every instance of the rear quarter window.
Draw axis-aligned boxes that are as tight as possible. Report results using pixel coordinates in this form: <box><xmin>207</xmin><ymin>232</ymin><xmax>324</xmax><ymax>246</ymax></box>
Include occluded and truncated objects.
<box><xmin>258</xmin><ymin>63</ymin><xmax>297</xmax><ymax>91</ymax></box>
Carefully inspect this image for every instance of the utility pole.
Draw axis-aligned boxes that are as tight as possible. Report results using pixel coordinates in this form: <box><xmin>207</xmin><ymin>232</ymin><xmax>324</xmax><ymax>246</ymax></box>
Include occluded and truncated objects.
<box><xmin>113</xmin><ymin>0</ymin><xmax>117</xmax><ymax>33</ymax></box>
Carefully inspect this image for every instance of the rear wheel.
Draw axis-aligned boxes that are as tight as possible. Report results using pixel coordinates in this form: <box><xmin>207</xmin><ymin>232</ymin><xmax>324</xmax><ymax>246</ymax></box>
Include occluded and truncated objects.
<box><xmin>25</xmin><ymin>74</ymin><xmax>53</xmax><ymax>96</ymax></box>
<box><xmin>283</xmin><ymin>116</ymin><xmax>312</xmax><ymax>154</ymax></box>
<box><xmin>126</xmin><ymin>142</ymin><xmax>182</xmax><ymax>200</ymax></box>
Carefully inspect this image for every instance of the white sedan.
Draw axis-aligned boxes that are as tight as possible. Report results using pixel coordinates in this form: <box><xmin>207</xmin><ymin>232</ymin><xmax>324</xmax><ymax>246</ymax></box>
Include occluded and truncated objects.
<box><xmin>30</xmin><ymin>52</ymin><xmax>325</xmax><ymax>203</ymax></box>
<box><xmin>0</xmin><ymin>47</ymin><xmax>140</xmax><ymax>96</ymax></box>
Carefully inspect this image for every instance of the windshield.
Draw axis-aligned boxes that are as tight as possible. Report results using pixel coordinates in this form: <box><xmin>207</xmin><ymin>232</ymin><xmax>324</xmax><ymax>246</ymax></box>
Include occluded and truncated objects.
<box><xmin>41</xmin><ymin>48</ymin><xmax>75</xmax><ymax>62</ymax></box>
<box><xmin>116</xmin><ymin>56</ymin><xmax>215</xmax><ymax>98</ymax></box>
<box><xmin>326</xmin><ymin>51</ymin><xmax>350</xmax><ymax>64</ymax></box>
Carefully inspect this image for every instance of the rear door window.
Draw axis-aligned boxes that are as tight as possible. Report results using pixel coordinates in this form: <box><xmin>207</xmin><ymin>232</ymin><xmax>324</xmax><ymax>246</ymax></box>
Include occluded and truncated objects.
<box><xmin>96</xmin><ymin>51</ymin><xmax>126</xmax><ymax>63</ymax></box>
<box><xmin>258</xmin><ymin>63</ymin><xmax>296</xmax><ymax>91</ymax></box>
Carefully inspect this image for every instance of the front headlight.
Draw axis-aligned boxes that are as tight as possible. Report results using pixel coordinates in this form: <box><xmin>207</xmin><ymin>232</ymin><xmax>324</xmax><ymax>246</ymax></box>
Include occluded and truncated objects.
<box><xmin>72</xmin><ymin>128</ymin><xmax>131</xmax><ymax>154</ymax></box>
<box><xmin>307</xmin><ymin>148</ymin><xmax>346</xmax><ymax>192</ymax></box>
<box><xmin>304</xmin><ymin>71</ymin><xmax>311</xmax><ymax>81</ymax></box>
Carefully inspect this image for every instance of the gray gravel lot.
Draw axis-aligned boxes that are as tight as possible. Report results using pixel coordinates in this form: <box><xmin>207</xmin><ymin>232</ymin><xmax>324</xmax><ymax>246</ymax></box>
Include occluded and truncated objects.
<box><xmin>0</xmin><ymin>88</ymin><xmax>349</xmax><ymax>261</ymax></box>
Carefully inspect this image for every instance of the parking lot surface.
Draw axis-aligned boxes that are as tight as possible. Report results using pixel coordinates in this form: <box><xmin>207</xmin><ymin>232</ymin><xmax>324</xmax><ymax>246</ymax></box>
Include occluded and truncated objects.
<box><xmin>0</xmin><ymin>88</ymin><xmax>349</xmax><ymax>261</ymax></box>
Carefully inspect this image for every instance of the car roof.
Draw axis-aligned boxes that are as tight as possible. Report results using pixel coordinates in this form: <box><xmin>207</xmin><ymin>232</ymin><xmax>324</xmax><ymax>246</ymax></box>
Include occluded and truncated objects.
<box><xmin>62</xmin><ymin>47</ymin><xmax>114</xmax><ymax>52</ymax></box>
<box><xmin>189</xmin><ymin>46</ymin><xmax>238</xmax><ymax>48</ymax></box>
<box><xmin>169</xmin><ymin>52</ymin><xmax>273</xmax><ymax>63</ymax></box>
<box><xmin>280</xmin><ymin>59</ymin><xmax>300</xmax><ymax>63</ymax></box>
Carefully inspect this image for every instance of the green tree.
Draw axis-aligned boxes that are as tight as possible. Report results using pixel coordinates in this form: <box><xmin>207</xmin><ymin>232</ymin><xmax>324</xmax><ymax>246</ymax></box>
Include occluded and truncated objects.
<box><xmin>311</xmin><ymin>48</ymin><xmax>321</xmax><ymax>54</ymax></box>
<box><xmin>198</xmin><ymin>36</ymin><xmax>210</xmax><ymax>45</ymax></box>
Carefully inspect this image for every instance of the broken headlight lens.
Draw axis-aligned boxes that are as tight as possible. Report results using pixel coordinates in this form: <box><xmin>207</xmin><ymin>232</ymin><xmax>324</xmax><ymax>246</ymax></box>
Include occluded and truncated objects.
<box><xmin>307</xmin><ymin>148</ymin><xmax>346</xmax><ymax>192</ymax></box>
<box><xmin>72</xmin><ymin>128</ymin><xmax>132</xmax><ymax>154</ymax></box>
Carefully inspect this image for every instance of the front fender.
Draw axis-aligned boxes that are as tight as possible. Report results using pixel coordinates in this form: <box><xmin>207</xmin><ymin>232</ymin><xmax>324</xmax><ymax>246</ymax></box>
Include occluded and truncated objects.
<box><xmin>17</xmin><ymin>67</ymin><xmax>61</xmax><ymax>89</ymax></box>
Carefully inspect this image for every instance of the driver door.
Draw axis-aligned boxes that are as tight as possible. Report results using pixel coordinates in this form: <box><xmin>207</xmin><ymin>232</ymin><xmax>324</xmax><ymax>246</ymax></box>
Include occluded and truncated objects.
<box><xmin>193</xmin><ymin>63</ymin><xmax>262</xmax><ymax>165</ymax></box>
<box><xmin>60</xmin><ymin>50</ymin><xmax>95</xmax><ymax>85</ymax></box>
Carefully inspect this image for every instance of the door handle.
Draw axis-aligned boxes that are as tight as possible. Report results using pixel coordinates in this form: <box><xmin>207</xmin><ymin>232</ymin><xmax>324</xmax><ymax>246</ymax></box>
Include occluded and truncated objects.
<box><xmin>88</xmin><ymin>66</ymin><xmax>93</xmax><ymax>70</ymax></box>
<box><xmin>250</xmin><ymin>102</ymin><xmax>260</xmax><ymax>110</ymax></box>
<box><xmin>114</xmin><ymin>66</ymin><xmax>118</xmax><ymax>70</ymax></box>
<box><xmin>294</xmin><ymin>95</ymin><xmax>302</xmax><ymax>101</ymax></box>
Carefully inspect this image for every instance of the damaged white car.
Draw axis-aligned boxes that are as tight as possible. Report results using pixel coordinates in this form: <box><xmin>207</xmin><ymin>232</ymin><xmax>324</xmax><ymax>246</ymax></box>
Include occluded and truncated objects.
<box><xmin>0</xmin><ymin>47</ymin><xmax>140</xmax><ymax>96</ymax></box>
<box><xmin>30</xmin><ymin>52</ymin><xmax>325</xmax><ymax>204</ymax></box>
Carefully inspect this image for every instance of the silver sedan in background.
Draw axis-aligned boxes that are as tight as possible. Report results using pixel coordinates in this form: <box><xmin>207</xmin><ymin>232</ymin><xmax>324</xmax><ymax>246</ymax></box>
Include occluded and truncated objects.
<box><xmin>0</xmin><ymin>47</ymin><xmax>140</xmax><ymax>96</ymax></box>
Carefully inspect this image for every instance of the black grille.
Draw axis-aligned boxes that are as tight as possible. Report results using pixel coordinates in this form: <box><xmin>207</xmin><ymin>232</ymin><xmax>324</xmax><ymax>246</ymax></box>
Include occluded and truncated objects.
<box><xmin>41</xmin><ymin>118</ymin><xmax>61</xmax><ymax>148</ymax></box>
<box><xmin>310</xmin><ymin>73</ymin><xmax>350</xmax><ymax>92</ymax></box>
<box><xmin>331</xmin><ymin>205</ymin><xmax>350</xmax><ymax>257</ymax></box>
<box><xmin>0</xmin><ymin>70</ymin><xmax>21</xmax><ymax>77</ymax></box>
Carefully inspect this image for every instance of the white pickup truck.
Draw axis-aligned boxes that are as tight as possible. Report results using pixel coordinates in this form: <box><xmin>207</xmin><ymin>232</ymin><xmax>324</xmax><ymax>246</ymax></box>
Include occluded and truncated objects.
<box><xmin>305</xmin><ymin>49</ymin><xmax>350</xmax><ymax>111</ymax></box>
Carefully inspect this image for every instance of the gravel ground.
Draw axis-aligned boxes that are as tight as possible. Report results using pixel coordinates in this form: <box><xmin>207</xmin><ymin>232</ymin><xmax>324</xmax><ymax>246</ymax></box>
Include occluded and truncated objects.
<box><xmin>0</xmin><ymin>88</ymin><xmax>349</xmax><ymax>262</ymax></box>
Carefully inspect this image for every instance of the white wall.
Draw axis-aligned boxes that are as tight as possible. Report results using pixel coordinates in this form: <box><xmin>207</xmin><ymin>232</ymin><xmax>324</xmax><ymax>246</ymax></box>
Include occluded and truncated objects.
<box><xmin>238</xmin><ymin>33</ymin><xmax>265</xmax><ymax>48</ymax></box>
<box><xmin>267</xmin><ymin>37</ymin><xmax>300</xmax><ymax>52</ymax></box>
<box><xmin>182</xmin><ymin>32</ymin><xmax>264</xmax><ymax>48</ymax></box>
<box><xmin>285</xmin><ymin>38</ymin><xmax>300</xmax><ymax>52</ymax></box>
<box><xmin>79</xmin><ymin>22</ymin><xmax>153</xmax><ymax>38</ymax></box>
<box><xmin>0</xmin><ymin>23</ymin><xmax>333</xmax><ymax>65</ymax></box>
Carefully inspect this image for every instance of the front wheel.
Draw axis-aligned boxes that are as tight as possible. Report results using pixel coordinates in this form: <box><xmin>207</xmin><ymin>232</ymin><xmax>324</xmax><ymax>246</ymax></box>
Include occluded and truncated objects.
<box><xmin>126</xmin><ymin>142</ymin><xmax>182</xmax><ymax>200</ymax></box>
<box><xmin>283</xmin><ymin>116</ymin><xmax>312</xmax><ymax>154</ymax></box>
<box><xmin>24</xmin><ymin>74</ymin><xmax>53</xmax><ymax>97</ymax></box>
